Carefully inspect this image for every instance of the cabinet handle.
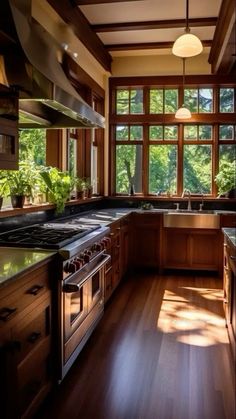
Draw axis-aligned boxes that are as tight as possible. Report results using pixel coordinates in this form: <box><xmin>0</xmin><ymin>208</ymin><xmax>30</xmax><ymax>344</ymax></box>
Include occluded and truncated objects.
<box><xmin>27</xmin><ymin>332</ymin><xmax>41</xmax><ymax>344</ymax></box>
<box><xmin>110</xmin><ymin>233</ymin><xmax>115</xmax><ymax>236</ymax></box>
<box><xmin>230</xmin><ymin>255</ymin><xmax>236</xmax><ymax>261</ymax></box>
<box><xmin>0</xmin><ymin>307</ymin><xmax>17</xmax><ymax>322</ymax></box>
<box><xmin>116</xmin><ymin>227</ymin><xmax>121</xmax><ymax>231</ymax></box>
<box><xmin>26</xmin><ymin>284</ymin><xmax>44</xmax><ymax>295</ymax></box>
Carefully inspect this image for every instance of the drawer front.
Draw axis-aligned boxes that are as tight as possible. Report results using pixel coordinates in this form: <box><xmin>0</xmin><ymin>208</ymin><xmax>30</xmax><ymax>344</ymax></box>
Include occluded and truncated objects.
<box><xmin>12</xmin><ymin>297</ymin><xmax>51</xmax><ymax>365</ymax></box>
<box><xmin>0</xmin><ymin>265</ymin><xmax>50</xmax><ymax>327</ymax></box>
<box><xmin>17</xmin><ymin>337</ymin><xmax>51</xmax><ymax>417</ymax></box>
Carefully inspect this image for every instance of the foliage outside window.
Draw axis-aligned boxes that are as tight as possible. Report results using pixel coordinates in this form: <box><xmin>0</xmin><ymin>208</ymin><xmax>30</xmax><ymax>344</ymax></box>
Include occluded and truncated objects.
<box><xmin>116</xmin><ymin>145</ymin><xmax>142</xmax><ymax>194</ymax></box>
<box><xmin>19</xmin><ymin>129</ymin><xmax>46</xmax><ymax>164</ymax></box>
<box><xmin>149</xmin><ymin>145</ymin><xmax>177</xmax><ymax>194</ymax></box>
<box><xmin>116</xmin><ymin>89</ymin><xmax>143</xmax><ymax>114</ymax></box>
<box><xmin>184</xmin><ymin>88</ymin><xmax>213</xmax><ymax>113</ymax></box>
<box><xmin>149</xmin><ymin>89</ymin><xmax>178</xmax><ymax>113</ymax></box>
<box><xmin>112</xmin><ymin>82</ymin><xmax>236</xmax><ymax>196</ymax></box>
<box><xmin>219</xmin><ymin>88</ymin><xmax>234</xmax><ymax>112</ymax></box>
<box><xmin>184</xmin><ymin>145</ymin><xmax>212</xmax><ymax>194</ymax></box>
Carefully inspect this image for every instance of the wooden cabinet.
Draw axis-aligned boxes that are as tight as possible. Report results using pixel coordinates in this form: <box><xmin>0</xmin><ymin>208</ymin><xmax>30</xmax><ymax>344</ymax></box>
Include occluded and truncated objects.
<box><xmin>163</xmin><ymin>228</ymin><xmax>221</xmax><ymax>271</ymax></box>
<box><xmin>0</xmin><ymin>261</ymin><xmax>53</xmax><ymax>419</ymax></box>
<box><xmin>223</xmin><ymin>234</ymin><xmax>236</xmax><ymax>362</ymax></box>
<box><xmin>131</xmin><ymin>213</ymin><xmax>161</xmax><ymax>269</ymax></box>
<box><xmin>0</xmin><ymin>85</ymin><xmax>19</xmax><ymax>169</ymax></box>
<box><xmin>104</xmin><ymin>215</ymin><xmax>131</xmax><ymax>302</ymax></box>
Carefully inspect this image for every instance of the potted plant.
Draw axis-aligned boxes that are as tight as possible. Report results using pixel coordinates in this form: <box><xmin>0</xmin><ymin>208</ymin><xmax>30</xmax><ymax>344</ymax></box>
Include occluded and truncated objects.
<box><xmin>40</xmin><ymin>167</ymin><xmax>74</xmax><ymax>214</ymax></box>
<box><xmin>75</xmin><ymin>177</ymin><xmax>85</xmax><ymax>200</ymax></box>
<box><xmin>6</xmin><ymin>167</ymin><xmax>32</xmax><ymax>208</ymax></box>
<box><xmin>84</xmin><ymin>178</ymin><xmax>93</xmax><ymax>199</ymax></box>
<box><xmin>215</xmin><ymin>161</ymin><xmax>236</xmax><ymax>197</ymax></box>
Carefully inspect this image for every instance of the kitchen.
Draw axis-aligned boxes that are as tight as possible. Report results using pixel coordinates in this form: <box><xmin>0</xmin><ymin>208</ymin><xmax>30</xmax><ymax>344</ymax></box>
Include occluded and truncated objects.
<box><xmin>0</xmin><ymin>0</ymin><xmax>235</xmax><ymax>418</ymax></box>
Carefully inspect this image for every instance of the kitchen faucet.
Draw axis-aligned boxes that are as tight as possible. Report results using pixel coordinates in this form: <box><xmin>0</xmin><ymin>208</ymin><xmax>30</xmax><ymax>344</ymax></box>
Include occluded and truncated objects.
<box><xmin>181</xmin><ymin>189</ymin><xmax>192</xmax><ymax>210</ymax></box>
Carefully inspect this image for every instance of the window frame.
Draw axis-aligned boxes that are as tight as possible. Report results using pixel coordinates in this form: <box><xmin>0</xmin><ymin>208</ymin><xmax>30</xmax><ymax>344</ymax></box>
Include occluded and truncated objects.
<box><xmin>109</xmin><ymin>76</ymin><xmax>236</xmax><ymax>197</ymax></box>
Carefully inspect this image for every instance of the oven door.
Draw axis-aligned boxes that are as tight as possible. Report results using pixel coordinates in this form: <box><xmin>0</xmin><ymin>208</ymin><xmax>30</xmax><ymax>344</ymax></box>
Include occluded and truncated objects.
<box><xmin>63</xmin><ymin>253</ymin><xmax>110</xmax><ymax>342</ymax></box>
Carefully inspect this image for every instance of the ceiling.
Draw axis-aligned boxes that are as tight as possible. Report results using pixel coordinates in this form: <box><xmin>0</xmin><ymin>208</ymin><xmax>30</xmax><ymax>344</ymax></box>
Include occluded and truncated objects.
<box><xmin>79</xmin><ymin>0</ymin><xmax>220</xmax><ymax>57</ymax></box>
<box><xmin>46</xmin><ymin>0</ymin><xmax>236</xmax><ymax>75</ymax></box>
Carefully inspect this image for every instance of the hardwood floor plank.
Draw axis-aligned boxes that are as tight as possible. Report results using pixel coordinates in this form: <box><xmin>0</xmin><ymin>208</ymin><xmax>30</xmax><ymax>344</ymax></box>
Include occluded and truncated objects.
<box><xmin>35</xmin><ymin>273</ymin><xmax>235</xmax><ymax>419</ymax></box>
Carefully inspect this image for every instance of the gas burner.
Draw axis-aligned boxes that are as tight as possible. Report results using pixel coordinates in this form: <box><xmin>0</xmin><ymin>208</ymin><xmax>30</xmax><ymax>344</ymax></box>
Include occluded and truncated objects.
<box><xmin>0</xmin><ymin>222</ymin><xmax>101</xmax><ymax>249</ymax></box>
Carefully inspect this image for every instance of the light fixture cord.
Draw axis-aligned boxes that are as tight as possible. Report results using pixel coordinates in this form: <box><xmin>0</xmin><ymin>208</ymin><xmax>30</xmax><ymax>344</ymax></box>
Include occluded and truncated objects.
<box><xmin>182</xmin><ymin>57</ymin><xmax>186</xmax><ymax>105</ymax></box>
<box><xmin>185</xmin><ymin>0</ymin><xmax>190</xmax><ymax>33</ymax></box>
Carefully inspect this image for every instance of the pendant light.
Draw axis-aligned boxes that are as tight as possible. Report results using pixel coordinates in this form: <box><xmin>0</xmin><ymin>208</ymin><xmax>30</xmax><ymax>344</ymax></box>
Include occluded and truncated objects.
<box><xmin>175</xmin><ymin>58</ymin><xmax>191</xmax><ymax>119</ymax></box>
<box><xmin>172</xmin><ymin>0</ymin><xmax>203</xmax><ymax>58</ymax></box>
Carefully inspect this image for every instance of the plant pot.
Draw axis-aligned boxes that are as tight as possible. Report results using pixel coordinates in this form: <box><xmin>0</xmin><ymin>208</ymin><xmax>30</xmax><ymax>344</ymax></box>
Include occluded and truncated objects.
<box><xmin>76</xmin><ymin>190</ymin><xmax>85</xmax><ymax>200</ymax></box>
<box><xmin>0</xmin><ymin>197</ymin><xmax>3</xmax><ymax>210</ymax></box>
<box><xmin>87</xmin><ymin>187</ymin><xmax>93</xmax><ymax>199</ymax></box>
<box><xmin>11</xmin><ymin>195</ymin><xmax>25</xmax><ymax>209</ymax></box>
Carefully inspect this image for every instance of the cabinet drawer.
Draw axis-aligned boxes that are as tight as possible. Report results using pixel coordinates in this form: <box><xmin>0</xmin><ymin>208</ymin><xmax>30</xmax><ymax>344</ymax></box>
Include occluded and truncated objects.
<box><xmin>0</xmin><ymin>265</ymin><xmax>50</xmax><ymax>327</ymax></box>
<box><xmin>17</xmin><ymin>337</ymin><xmax>51</xmax><ymax>417</ymax></box>
<box><xmin>12</xmin><ymin>297</ymin><xmax>51</xmax><ymax>365</ymax></box>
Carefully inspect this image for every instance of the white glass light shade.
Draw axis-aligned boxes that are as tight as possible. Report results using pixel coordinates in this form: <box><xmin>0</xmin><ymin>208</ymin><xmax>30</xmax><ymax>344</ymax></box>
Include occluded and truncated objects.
<box><xmin>172</xmin><ymin>33</ymin><xmax>203</xmax><ymax>58</ymax></box>
<box><xmin>175</xmin><ymin>106</ymin><xmax>191</xmax><ymax>119</ymax></box>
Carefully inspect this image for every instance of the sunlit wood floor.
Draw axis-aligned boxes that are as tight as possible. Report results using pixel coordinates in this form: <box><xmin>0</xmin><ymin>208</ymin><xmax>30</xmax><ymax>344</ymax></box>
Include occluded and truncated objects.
<box><xmin>36</xmin><ymin>273</ymin><xmax>235</xmax><ymax>419</ymax></box>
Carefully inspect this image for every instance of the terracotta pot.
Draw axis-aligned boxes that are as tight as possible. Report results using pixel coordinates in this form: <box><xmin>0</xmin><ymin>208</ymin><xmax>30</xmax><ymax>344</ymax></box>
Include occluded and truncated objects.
<box><xmin>11</xmin><ymin>195</ymin><xmax>25</xmax><ymax>209</ymax></box>
<box><xmin>76</xmin><ymin>190</ymin><xmax>85</xmax><ymax>200</ymax></box>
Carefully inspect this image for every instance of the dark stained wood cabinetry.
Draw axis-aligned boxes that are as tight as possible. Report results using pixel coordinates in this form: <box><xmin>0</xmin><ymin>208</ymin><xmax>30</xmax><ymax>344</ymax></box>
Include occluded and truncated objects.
<box><xmin>0</xmin><ymin>261</ymin><xmax>53</xmax><ymax>419</ymax></box>
<box><xmin>223</xmin><ymin>234</ymin><xmax>236</xmax><ymax>362</ymax></box>
<box><xmin>104</xmin><ymin>215</ymin><xmax>131</xmax><ymax>302</ymax></box>
<box><xmin>131</xmin><ymin>213</ymin><xmax>162</xmax><ymax>269</ymax></box>
<box><xmin>162</xmin><ymin>228</ymin><xmax>221</xmax><ymax>271</ymax></box>
<box><xmin>0</xmin><ymin>85</ymin><xmax>19</xmax><ymax>169</ymax></box>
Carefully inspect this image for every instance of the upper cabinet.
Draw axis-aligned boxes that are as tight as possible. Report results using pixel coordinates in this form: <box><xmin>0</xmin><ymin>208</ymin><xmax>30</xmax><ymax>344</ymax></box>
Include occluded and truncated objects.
<box><xmin>0</xmin><ymin>84</ymin><xmax>19</xmax><ymax>169</ymax></box>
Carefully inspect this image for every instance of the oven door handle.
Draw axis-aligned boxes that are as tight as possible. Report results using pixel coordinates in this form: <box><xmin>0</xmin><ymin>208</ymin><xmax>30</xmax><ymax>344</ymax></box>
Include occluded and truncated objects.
<box><xmin>63</xmin><ymin>254</ymin><xmax>111</xmax><ymax>293</ymax></box>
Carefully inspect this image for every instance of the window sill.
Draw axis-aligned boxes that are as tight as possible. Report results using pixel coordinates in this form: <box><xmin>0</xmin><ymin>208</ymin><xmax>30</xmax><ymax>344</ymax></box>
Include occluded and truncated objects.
<box><xmin>0</xmin><ymin>196</ymin><xmax>103</xmax><ymax>218</ymax></box>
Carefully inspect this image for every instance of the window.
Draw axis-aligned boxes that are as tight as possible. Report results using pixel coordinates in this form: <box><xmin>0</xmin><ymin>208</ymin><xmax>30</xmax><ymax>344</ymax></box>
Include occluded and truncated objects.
<box><xmin>111</xmin><ymin>79</ymin><xmax>236</xmax><ymax>197</ymax></box>
<box><xmin>116</xmin><ymin>89</ymin><xmax>143</xmax><ymax>114</ymax></box>
<box><xmin>116</xmin><ymin>144</ymin><xmax>142</xmax><ymax>194</ymax></box>
<box><xmin>149</xmin><ymin>89</ymin><xmax>178</xmax><ymax>113</ymax></box>
<box><xmin>149</xmin><ymin>145</ymin><xmax>177</xmax><ymax>194</ymax></box>
<box><xmin>68</xmin><ymin>129</ymin><xmax>78</xmax><ymax>178</ymax></box>
<box><xmin>19</xmin><ymin>129</ymin><xmax>46</xmax><ymax>164</ymax></box>
<box><xmin>184</xmin><ymin>88</ymin><xmax>213</xmax><ymax>113</ymax></box>
<box><xmin>219</xmin><ymin>88</ymin><xmax>234</xmax><ymax>112</ymax></box>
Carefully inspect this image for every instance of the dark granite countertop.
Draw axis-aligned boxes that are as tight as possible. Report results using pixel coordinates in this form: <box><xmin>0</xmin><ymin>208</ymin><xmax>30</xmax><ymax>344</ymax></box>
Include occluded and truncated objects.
<box><xmin>0</xmin><ymin>248</ymin><xmax>56</xmax><ymax>288</ymax></box>
<box><xmin>222</xmin><ymin>228</ymin><xmax>236</xmax><ymax>248</ymax></box>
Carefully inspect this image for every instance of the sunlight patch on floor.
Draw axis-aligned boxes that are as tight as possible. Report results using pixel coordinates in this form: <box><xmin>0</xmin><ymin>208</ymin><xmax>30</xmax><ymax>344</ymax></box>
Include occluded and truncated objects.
<box><xmin>157</xmin><ymin>287</ymin><xmax>228</xmax><ymax>347</ymax></box>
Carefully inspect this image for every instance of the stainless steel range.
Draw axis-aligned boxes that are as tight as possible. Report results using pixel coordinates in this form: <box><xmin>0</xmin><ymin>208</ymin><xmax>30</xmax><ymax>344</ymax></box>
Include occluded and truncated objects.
<box><xmin>0</xmin><ymin>217</ymin><xmax>111</xmax><ymax>381</ymax></box>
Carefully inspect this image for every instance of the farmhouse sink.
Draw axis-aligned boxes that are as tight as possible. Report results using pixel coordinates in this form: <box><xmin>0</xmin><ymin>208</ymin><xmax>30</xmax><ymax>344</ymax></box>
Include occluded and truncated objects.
<box><xmin>164</xmin><ymin>212</ymin><xmax>220</xmax><ymax>229</ymax></box>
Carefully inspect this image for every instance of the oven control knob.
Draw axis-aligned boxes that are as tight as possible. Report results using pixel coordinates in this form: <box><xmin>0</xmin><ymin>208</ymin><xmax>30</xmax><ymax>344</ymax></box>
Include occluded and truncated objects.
<box><xmin>65</xmin><ymin>262</ymin><xmax>76</xmax><ymax>274</ymax></box>
<box><xmin>84</xmin><ymin>249</ymin><xmax>92</xmax><ymax>256</ymax></box>
<box><xmin>94</xmin><ymin>243</ymin><xmax>102</xmax><ymax>251</ymax></box>
<box><xmin>74</xmin><ymin>258</ymin><xmax>83</xmax><ymax>270</ymax></box>
<box><xmin>83</xmin><ymin>254</ymin><xmax>90</xmax><ymax>263</ymax></box>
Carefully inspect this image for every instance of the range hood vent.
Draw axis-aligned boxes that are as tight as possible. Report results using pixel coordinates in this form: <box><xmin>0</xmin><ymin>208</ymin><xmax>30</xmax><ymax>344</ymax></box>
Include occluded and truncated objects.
<box><xmin>2</xmin><ymin>0</ymin><xmax>105</xmax><ymax>129</ymax></box>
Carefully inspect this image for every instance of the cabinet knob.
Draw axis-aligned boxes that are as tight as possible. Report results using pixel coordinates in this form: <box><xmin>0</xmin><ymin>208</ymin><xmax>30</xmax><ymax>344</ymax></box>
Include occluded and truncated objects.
<box><xmin>230</xmin><ymin>255</ymin><xmax>236</xmax><ymax>261</ymax></box>
<box><xmin>26</xmin><ymin>284</ymin><xmax>44</xmax><ymax>296</ymax></box>
<box><xmin>27</xmin><ymin>332</ymin><xmax>41</xmax><ymax>344</ymax></box>
<box><xmin>0</xmin><ymin>307</ymin><xmax>17</xmax><ymax>322</ymax></box>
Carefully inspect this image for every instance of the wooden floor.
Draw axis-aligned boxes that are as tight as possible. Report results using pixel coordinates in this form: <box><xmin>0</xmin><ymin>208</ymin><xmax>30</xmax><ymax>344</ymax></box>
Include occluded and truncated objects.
<box><xmin>36</xmin><ymin>273</ymin><xmax>235</xmax><ymax>419</ymax></box>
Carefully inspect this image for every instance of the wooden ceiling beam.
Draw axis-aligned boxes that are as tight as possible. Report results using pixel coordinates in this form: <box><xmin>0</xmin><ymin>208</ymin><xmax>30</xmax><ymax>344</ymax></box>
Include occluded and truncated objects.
<box><xmin>209</xmin><ymin>0</ymin><xmax>236</xmax><ymax>74</ymax></box>
<box><xmin>74</xmin><ymin>0</ymin><xmax>142</xmax><ymax>4</ymax></box>
<box><xmin>92</xmin><ymin>17</ymin><xmax>217</xmax><ymax>33</ymax></box>
<box><xmin>47</xmin><ymin>0</ymin><xmax>112</xmax><ymax>72</ymax></box>
<box><xmin>106</xmin><ymin>40</ymin><xmax>212</xmax><ymax>52</ymax></box>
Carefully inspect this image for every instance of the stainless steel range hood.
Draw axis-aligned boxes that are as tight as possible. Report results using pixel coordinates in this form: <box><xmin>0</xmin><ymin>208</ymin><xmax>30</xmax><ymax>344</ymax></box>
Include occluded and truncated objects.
<box><xmin>3</xmin><ymin>0</ymin><xmax>105</xmax><ymax>129</ymax></box>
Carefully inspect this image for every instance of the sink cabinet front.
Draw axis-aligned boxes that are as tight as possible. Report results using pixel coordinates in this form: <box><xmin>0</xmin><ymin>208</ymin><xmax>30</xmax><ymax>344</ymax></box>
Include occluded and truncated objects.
<box><xmin>131</xmin><ymin>213</ymin><xmax>161</xmax><ymax>269</ymax></box>
<box><xmin>163</xmin><ymin>228</ymin><xmax>221</xmax><ymax>271</ymax></box>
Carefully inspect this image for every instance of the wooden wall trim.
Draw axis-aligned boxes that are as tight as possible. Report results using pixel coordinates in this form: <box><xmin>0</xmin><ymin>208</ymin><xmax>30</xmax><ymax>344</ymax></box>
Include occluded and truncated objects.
<box><xmin>109</xmin><ymin>75</ymin><xmax>236</xmax><ymax>88</ymax></box>
<box><xmin>62</xmin><ymin>55</ymin><xmax>105</xmax><ymax>100</ymax></box>
<box><xmin>106</xmin><ymin>40</ymin><xmax>212</xmax><ymax>52</ymax></box>
<box><xmin>208</xmin><ymin>0</ymin><xmax>236</xmax><ymax>74</ymax></box>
